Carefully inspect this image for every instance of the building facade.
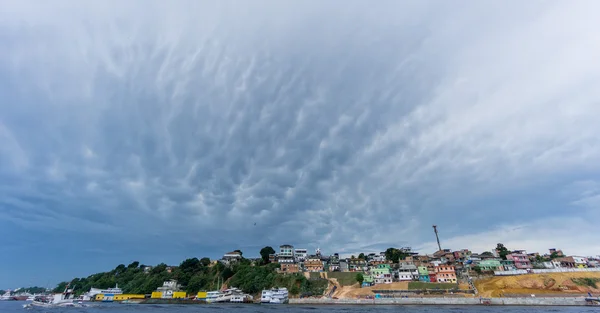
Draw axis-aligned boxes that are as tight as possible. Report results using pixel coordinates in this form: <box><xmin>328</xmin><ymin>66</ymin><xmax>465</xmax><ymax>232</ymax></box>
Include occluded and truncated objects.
<box><xmin>417</xmin><ymin>266</ymin><xmax>429</xmax><ymax>282</ymax></box>
<box><xmin>435</xmin><ymin>265</ymin><xmax>457</xmax><ymax>283</ymax></box>
<box><xmin>506</xmin><ymin>251</ymin><xmax>532</xmax><ymax>269</ymax></box>
<box><xmin>304</xmin><ymin>257</ymin><xmax>324</xmax><ymax>272</ymax></box>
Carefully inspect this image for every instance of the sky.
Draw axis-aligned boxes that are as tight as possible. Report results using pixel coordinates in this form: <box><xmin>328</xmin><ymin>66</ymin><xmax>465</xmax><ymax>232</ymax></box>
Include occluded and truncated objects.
<box><xmin>1</xmin><ymin>0</ymin><xmax>600</xmax><ymax>289</ymax></box>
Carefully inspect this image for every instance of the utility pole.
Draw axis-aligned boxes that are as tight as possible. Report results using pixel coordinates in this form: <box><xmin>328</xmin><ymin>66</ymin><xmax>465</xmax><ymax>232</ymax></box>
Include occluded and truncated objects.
<box><xmin>433</xmin><ymin>225</ymin><xmax>442</xmax><ymax>251</ymax></box>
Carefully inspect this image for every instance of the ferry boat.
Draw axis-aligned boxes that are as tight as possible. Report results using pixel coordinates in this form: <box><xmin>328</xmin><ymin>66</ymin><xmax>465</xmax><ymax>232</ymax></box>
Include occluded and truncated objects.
<box><xmin>232</xmin><ymin>293</ymin><xmax>253</xmax><ymax>303</ymax></box>
<box><xmin>214</xmin><ymin>288</ymin><xmax>246</xmax><ymax>303</ymax></box>
<box><xmin>261</xmin><ymin>287</ymin><xmax>289</xmax><ymax>304</ymax></box>
<box><xmin>83</xmin><ymin>284</ymin><xmax>123</xmax><ymax>301</ymax></box>
<box><xmin>206</xmin><ymin>291</ymin><xmax>222</xmax><ymax>303</ymax></box>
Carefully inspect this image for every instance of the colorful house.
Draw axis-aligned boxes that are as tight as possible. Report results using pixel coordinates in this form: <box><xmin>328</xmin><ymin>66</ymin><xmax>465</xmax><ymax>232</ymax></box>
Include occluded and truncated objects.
<box><xmin>429</xmin><ymin>272</ymin><xmax>437</xmax><ymax>283</ymax></box>
<box><xmin>478</xmin><ymin>259</ymin><xmax>502</xmax><ymax>271</ymax></box>
<box><xmin>305</xmin><ymin>256</ymin><xmax>324</xmax><ymax>272</ymax></box>
<box><xmin>396</xmin><ymin>264</ymin><xmax>418</xmax><ymax>281</ymax></box>
<box><xmin>372</xmin><ymin>264</ymin><xmax>393</xmax><ymax>284</ymax></box>
<box><xmin>506</xmin><ymin>251</ymin><xmax>532</xmax><ymax>269</ymax></box>
<box><xmin>362</xmin><ymin>274</ymin><xmax>374</xmax><ymax>287</ymax></box>
<box><xmin>417</xmin><ymin>266</ymin><xmax>429</xmax><ymax>282</ymax></box>
<box><xmin>435</xmin><ymin>265</ymin><xmax>457</xmax><ymax>283</ymax></box>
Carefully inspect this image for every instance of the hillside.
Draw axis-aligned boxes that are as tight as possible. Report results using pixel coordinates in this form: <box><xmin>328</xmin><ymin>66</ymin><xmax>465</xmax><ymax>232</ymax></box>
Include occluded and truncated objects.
<box><xmin>56</xmin><ymin>259</ymin><xmax>328</xmax><ymax>297</ymax></box>
<box><xmin>475</xmin><ymin>272</ymin><xmax>600</xmax><ymax>297</ymax></box>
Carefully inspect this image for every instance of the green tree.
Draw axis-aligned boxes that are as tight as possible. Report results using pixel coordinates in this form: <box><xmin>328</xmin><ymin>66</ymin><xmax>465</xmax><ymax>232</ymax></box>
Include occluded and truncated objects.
<box><xmin>356</xmin><ymin>273</ymin><xmax>364</xmax><ymax>286</ymax></box>
<box><xmin>358</xmin><ymin>253</ymin><xmax>366</xmax><ymax>260</ymax></box>
<box><xmin>221</xmin><ymin>267</ymin><xmax>234</xmax><ymax>280</ymax></box>
<box><xmin>290</xmin><ymin>285</ymin><xmax>300</xmax><ymax>296</ymax></box>
<box><xmin>151</xmin><ymin>263</ymin><xmax>168</xmax><ymax>274</ymax></box>
<box><xmin>385</xmin><ymin>248</ymin><xmax>409</xmax><ymax>263</ymax></box>
<box><xmin>127</xmin><ymin>261</ymin><xmax>140</xmax><ymax>269</ymax></box>
<box><xmin>473</xmin><ymin>266</ymin><xmax>482</xmax><ymax>274</ymax></box>
<box><xmin>480</xmin><ymin>251</ymin><xmax>494</xmax><ymax>257</ymax></box>
<box><xmin>496</xmin><ymin>243</ymin><xmax>510</xmax><ymax>260</ymax></box>
<box><xmin>200</xmin><ymin>258</ymin><xmax>211</xmax><ymax>267</ymax></box>
<box><xmin>550</xmin><ymin>252</ymin><xmax>560</xmax><ymax>259</ymax></box>
<box><xmin>180</xmin><ymin>258</ymin><xmax>201</xmax><ymax>272</ymax></box>
<box><xmin>260</xmin><ymin>246</ymin><xmax>276</xmax><ymax>264</ymax></box>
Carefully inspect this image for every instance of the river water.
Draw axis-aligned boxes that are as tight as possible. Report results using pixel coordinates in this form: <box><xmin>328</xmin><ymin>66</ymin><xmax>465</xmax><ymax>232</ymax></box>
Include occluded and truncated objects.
<box><xmin>2</xmin><ymin>301</ymin><xmax>597</xmax><ymax>313</ymax></box>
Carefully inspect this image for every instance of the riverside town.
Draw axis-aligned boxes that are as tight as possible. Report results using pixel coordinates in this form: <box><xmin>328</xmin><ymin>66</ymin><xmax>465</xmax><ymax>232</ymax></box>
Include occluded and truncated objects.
<box><xmin>4</xmin><ymin>227</ymin><xmax>600</xmax><ymax>307</ymax></box>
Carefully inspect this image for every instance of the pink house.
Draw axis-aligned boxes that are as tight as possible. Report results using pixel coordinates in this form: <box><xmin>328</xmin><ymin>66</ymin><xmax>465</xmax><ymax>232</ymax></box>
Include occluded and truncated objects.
<box><xmin>506</xmin><ymin>250</ymin><xmax>532</xmax><ymax>269</ymax></box>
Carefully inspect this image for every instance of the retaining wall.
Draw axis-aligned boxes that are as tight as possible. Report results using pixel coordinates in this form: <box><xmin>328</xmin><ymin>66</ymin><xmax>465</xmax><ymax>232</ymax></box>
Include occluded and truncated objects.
<box><xmin>494</xmin><ymin>268</ymin><xmax>600</xmax><ymax>276</ymax></box>
<box><xmin>290</xmin><ymin>297</ymin><xmax>589</xmax><ymax>306</ymax></box>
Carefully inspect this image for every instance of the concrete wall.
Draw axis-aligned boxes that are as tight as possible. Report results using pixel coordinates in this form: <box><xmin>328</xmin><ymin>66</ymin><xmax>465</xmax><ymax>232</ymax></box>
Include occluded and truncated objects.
<box><xmin>290</xmin><ymin>297</ymin><xmax>589</xmax><ymax>306</ymax></box>
<box><xmin>494</xmin><ymin>267</ymin><xmax>600</xmax><ymax>276</ymax></box>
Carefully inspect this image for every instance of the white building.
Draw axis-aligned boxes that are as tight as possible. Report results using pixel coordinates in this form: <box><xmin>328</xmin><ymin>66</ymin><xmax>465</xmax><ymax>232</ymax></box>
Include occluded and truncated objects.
<box><xmin>157</xmin><ymin>280</ymin><xmax>181</xmax><ymax>299</ymax></box>
<box><xmin>279</xmin><ymin>245</ymin><xmax>295</xmax><ymax>263</ymax></box>
<box><xmin>222</xmin><ymin>251</ymin><xmax>243</xmax><ymax>265</ymax></box>
<box><xmin>396</xmin><ymin>264</ymin><xmax>418</xmax><ymax>281</ymax></box>
<box><xmin>294</xmin><ymin>249</ymin><xmax>308</xmax><ymax>262</ymax></box>
<box><xmin>573</xmin><ymin>256</ymin><xmax>588</xmax><ymax>267</ymax></box>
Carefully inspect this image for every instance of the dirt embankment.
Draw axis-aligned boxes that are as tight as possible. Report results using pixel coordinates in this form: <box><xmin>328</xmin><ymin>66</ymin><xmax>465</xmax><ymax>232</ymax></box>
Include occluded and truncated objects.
<box><xmin>475</xmin><ymin>272</ymin><xmax>600</xmax><ymax>297</ymax></box>
<box><xmin>330</xmin><ymin>281</ymin><xmax>410</xmax><ymax>299</ymax></box>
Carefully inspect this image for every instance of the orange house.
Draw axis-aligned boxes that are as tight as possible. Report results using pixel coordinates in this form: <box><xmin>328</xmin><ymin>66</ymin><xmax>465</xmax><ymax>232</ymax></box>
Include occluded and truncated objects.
<box><xmin>304</xmin><ymin>257</ymin><xmax>324</xmax><ymax>272</ymax></box>
<box><xmin>435</xmin><ymin>265</ymin><xmax>457</xmax><ymax>283</ymax></box>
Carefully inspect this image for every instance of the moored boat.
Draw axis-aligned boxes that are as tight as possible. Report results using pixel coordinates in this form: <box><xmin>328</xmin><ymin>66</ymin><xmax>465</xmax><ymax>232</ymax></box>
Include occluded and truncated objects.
<box><xmin>206</xmin><ymin>291</ymin><xmax>222</xmax><ymax>303</ymax></box>
<box><xmin>260</xmin><ymin>287</ymin><xmax>288</xmax><ymax>304</ymax></box>
<box><xmin>25</xmin><ymin>284</ymin><xmax>87</xmax><ymax>308</ymax></box>
<box><xmin>0</xmin><ymin>290</ymin><xmax>13</xmax><ymax>301</ymax></box>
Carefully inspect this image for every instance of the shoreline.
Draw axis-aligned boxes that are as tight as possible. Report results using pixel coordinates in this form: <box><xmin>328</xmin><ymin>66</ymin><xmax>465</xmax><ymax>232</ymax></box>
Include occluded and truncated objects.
<box><xmin>289</xmin><ymin>296</ymin><xmax>597</xmax><ymax>306</ymax></box>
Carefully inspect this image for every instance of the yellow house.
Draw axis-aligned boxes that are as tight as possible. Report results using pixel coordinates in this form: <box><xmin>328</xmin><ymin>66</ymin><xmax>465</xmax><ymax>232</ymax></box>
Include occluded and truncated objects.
<box><xmin>151</xmin><ymin>292</ymin><xmax>163</xmax><ymax>299</ymax></box>
<box><xmin>196</xmin><ymin>291</ymin><xmax>207</xmax><ymax>300</ymax></box>
<box><xmin>172</xmin><ymin>292</ymin><xmax>186</xmax><ymax>299</ymax></box>
<box><xmin>114</xmin><ymin>294</ymin><xmax>145</xmax><ymax>301</ymax></box>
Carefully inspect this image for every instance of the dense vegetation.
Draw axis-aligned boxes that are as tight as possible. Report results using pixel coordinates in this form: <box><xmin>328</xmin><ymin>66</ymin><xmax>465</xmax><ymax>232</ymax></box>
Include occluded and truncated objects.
<box><xmin>572</xmin><ymin>278</ymin><xmax>600</xmax><ymax>288</ymax></box>
<box><xmin>53</xmin><ymin>247</ymin><xmax>329</xmax><ymax>297</ymax></box>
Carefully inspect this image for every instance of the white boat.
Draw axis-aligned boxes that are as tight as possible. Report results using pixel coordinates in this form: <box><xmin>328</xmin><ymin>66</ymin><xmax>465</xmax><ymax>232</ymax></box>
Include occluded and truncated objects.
<box><xmin>230</xmin><ymin>294</ymin><xmax>253</xmax><ymax>303</ymax></box>
<box><xmin>261</xmin><ymin>287</ymin><xmax>288</xmax><ymax>304</ymax></box>
<box><xmin>260</xmin><ymin>290</ymin><xmax>272</xmax><ymax>303</ymax></box>
<box><xmin>83</xmin><ymin>284</ymin><xmax>123</xmax><ymax>301</ymax></box>
<box><xmin>25</xmin><ymin>285</ymin><xmax>87</xmax><ymax>308</ymax></box>
<box><xmin>206</xmin><ymin>291</ymin><xmax>222</xmax><ymax>303</ymax></box>
<box><xmin>1</xmin><ymin>290</ymin><xmax>13</xmax><ymax>301</ymax></box>
<box><xmin>214</xmin><ymin>288</ymin><xmax>244</xmax><ymax>303</ymax></box>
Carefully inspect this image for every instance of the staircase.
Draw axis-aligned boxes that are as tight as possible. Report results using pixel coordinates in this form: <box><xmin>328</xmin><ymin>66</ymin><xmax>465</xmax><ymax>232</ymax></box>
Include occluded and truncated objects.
<box><xmin>327</xmin><ymin>286</ymin><xmax>337</xmax><ymax>298</ymax></box>
<box><xmin>467</xmin><ymin>277</ymin><xmax>479</xmax><ymax>295</ymax></box>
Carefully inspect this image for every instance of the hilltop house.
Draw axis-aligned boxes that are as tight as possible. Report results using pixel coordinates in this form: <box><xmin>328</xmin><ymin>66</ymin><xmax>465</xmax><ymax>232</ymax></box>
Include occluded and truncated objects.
<box><xmin>305</xmin><ymin>256</ymin><xmax>324</xmax><ymax>272</ymax></box>
<box><xmin>506</xmin><ymin>250</ymin><xmax>532</xmax><ymax>269</ymax></box>
<box><xmin>222</xmin><ymin>251</ymin><xmax>243</xmax><ymax>266</ymax></box>
<box><xmin>396</xmin><ymin>264</ymin><xmax>418</xmax><ymax>281</ymax></box>
<box><xmin>294</xmin><ymin>248</ymin><xmax>308</xmax><ymax>262</ymax></box>
<box><xmin>418</xmin><ymin>266</ymin><xmax>429</xmax><ymax>282</ymax></box>
<box><xmin>477</xmin><ymin>259</ymin><xmax>502</xmax><ymax>271</ymax></box>
<box><xmin>371</xmin><ymin>264</ymin><xmax>393</xmax><ymax>284</ymax></box>
<box><xmin>349</xmin><ymin>258</ymin><xmax>368</xmax><ymax>272</ymax></box>
<box><xmin>555</xmin><ymin>256</ymin><xmax>576</xmax><ymax>268</ymax></box>
<box><xmin>435</xmin><ymin>265</ymin><xmax>457</xmax><ymax>283</ymax></box>
<box><xmin>339</xmin><ymin>260</ymin><xmax>349</xmax><ymax>272</ymax></box>
<box><xmin>278</xmin><ymin>245</ymin><xmax>295</xmax><ymax>264</ymax></box>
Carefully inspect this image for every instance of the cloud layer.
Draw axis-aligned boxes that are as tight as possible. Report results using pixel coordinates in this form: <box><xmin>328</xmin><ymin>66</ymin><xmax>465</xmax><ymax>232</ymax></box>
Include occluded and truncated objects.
<box><xmin>1</xmin><ymin>0</ymin><xmax>600</xmax><ymax>287</ymax></box>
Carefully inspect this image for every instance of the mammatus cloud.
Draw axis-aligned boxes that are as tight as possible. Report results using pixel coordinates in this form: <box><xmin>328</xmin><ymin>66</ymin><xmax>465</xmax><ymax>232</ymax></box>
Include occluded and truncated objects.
<box><xmin>1</xmin><ymin>0</ymin><xmax>600</xmax><ymax>287</ymax></box>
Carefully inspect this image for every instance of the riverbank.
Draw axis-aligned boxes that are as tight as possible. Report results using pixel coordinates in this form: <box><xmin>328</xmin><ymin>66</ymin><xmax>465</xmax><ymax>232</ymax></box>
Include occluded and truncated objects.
<box><xmin>290</xmin><ymin>296</ymin><xmax>595</xmax><ymax>306</ymax></box>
